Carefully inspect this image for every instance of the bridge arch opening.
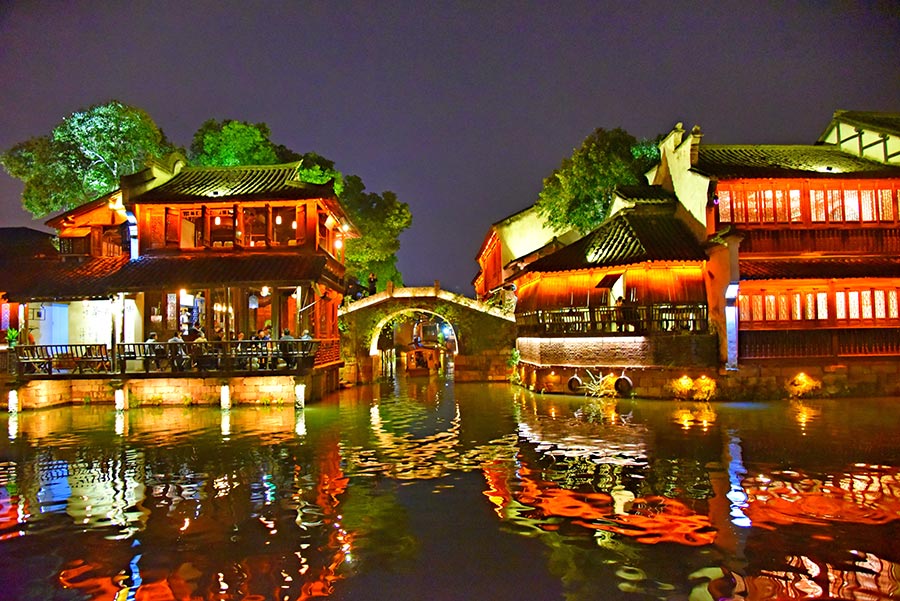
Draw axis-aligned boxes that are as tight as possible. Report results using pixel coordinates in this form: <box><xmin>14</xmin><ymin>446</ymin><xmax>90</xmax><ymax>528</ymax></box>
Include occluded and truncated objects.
<box><xmin>367</xmin><ymin>309</ymin><xmax>460</xmax><ymax>357</ymax></box>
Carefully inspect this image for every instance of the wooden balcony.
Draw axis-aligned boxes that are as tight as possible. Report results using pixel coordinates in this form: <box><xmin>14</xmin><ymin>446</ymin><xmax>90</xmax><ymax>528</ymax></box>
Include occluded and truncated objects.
<box><xmin>516</xmin><ymin>303</ymin><xmax>709</xmax><ymax>337</ymax></box>
<box><xmin>740</xmin><ymin>227</ymin><xmax>900</xmax><ymax>255</ymax></box>
<box><xmin>9</xmin><ymin>339</ymin><xmax>340</xmax><ymax>380</ymax></box>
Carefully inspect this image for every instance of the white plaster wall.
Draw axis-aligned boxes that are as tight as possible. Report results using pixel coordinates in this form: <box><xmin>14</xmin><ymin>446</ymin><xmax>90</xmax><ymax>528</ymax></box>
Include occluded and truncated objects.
<box><xmin>498</xmin><ymin>207</ymin><xmax>570</xmax><ymax>264</ymax></box>
<box><xmin>68</xmin><ymin>300</ymin><xmax>113</xmax><ymax>344</ymax></box>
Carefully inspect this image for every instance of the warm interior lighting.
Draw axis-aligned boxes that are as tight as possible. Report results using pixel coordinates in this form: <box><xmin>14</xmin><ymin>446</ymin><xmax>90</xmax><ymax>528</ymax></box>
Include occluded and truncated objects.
<box><xmin>214</xmin><ymin>216</ymin><xmax>221</xmax><ymax>226</ymax></box>
<box><xmin>291</xmin><ymin>220</ymin><xmax>297</xmax><ymax>230</ymax></box>
<box><xmin>261</xmin><ymin>286</ymin><xmax>270</xmax><ymax>297</ymax></box>
<box><xmin>334</xmin><ymin>239</ymin><xmax>343</xmax><ymax>249</ymax></box>
<box><xmin>275</xmin><ymin>215</ymin><xmax>282</xmax><ymax>225</ymax></box>
<box><xmin>341</xmin><ymin>223</ymin><xmax>350</xmax><ymax>232</ymax></box>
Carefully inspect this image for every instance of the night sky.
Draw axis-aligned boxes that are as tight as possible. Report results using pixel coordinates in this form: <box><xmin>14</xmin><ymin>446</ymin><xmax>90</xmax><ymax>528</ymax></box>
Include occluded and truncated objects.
<box><xmin>1</xmin><ymin>2</ymin><xmax>898</xmax><ymax>294</ymax></box>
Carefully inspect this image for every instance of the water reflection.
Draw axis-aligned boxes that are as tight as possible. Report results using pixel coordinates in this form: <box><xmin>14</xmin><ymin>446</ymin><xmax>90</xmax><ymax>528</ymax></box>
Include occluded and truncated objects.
<box><xmin>0</xmin><ymin>385</ymin><xmax>899</xmax><ymax>600</ymax></box>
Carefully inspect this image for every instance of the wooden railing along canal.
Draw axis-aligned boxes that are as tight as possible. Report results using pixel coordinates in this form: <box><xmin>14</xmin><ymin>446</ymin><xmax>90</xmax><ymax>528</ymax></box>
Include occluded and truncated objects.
<box><xmin>9</xmin><ymin>339</ymin><xmax>334</xmax><ymax>379</ymax></box>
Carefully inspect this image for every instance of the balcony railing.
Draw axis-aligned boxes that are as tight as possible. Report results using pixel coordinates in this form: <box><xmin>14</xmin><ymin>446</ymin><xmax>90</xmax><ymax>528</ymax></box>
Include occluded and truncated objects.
<box><xmin>516</xmin><ymin>303</ymin><xmax>709</xmax><ymax>337</ymax></box>
<box><xmin>10</xmin><ymin>339</ymin><xmax>335</xmax><ymax>379</ymax></box>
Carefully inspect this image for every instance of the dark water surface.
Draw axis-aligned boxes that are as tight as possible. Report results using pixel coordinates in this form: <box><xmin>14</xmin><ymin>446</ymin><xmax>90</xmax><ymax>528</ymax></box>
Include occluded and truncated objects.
<box><xmin>1</xmin><ymin>380</ymin><xmax>899</xmax><ymax>600</ymax></box>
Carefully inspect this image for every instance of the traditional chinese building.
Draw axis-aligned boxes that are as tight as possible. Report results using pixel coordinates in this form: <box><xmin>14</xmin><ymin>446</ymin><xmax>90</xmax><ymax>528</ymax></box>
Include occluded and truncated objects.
<box><xmin>505</xmin><ymin>110</ymin><xmax>900</xmax><ymax>397</ymax></box>
<box><xmin>3</xmin><ymin>154</ymin><xmax>357</xmax><ymax>401</ymax></box>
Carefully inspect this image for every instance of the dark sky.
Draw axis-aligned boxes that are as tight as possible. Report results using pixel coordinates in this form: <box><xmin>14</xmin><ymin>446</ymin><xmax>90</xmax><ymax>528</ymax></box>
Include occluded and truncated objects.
<box><xmin>1</xmin><ymin>2</ymin><xmax>898</xmax><ymax>294</ymax></box>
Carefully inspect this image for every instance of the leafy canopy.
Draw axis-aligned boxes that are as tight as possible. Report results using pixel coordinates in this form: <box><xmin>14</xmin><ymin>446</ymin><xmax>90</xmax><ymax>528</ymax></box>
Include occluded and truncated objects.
<box><xmin>534</xmin><ymin>127</ymin><xmax>660</xmax><ymax>233</ymax></box>
<box><xmin>340</xmin><ymin>175</ymin><xmax>412</xmax><ymax>288</ymax></box>
<box><xmin>1</xmin><ymin>100</ymin><xmax>174</xmax><ymax>217</ymax></box>
<box><xmin>190</xmin><ymin>120</ymin><xmax>345</xmax><ymax>195</ymax></box>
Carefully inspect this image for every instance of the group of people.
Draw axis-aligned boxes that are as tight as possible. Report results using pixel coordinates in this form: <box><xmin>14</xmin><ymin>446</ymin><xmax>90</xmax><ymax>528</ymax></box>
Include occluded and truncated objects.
<box><xmin>144</xmin><ymin>325</ymin><xmax>313</xmax><ymax>371</ymax></box>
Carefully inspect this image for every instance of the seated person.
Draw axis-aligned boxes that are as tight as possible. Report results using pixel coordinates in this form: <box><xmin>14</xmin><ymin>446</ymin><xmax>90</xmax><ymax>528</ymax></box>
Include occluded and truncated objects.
<box><xmin>167</xmin><ymin>332</ymin><xmax>188</xmax><ymax>371</ymax></box>
<box><xmin>279</xmin><ymin>328</ymin><xmax>296</xmax><ymax>368</ymax></box>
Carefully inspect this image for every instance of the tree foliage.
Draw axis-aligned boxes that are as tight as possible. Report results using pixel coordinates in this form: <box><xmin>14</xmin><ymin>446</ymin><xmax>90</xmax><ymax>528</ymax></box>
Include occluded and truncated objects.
<box><xmin>189</xmin><ymin>120</ymin><xmax>345</xmax><ymax>194</ymax></box>
<box><xmin>534</xmin><ymin>127</ymin><xmax>660</xmax><ymax>233</ymax></box>
<box><xmin>340</xmin><ymin>175</ymin><xmax>412</xmax><ymax>287</ymax></box>
<box><xmin>0</xmin><ymin>100</ymin><xmax>174</xmax><ymax>217</ymax></box>
<box><xmin>189</xmin><ymin>119</ymin><xmax>281</xmax><ymax>167</ymax></box>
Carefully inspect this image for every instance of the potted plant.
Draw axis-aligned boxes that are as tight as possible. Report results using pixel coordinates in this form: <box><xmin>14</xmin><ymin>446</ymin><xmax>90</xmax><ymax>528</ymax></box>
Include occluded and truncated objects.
<box><xmin>6</xmin><ymin>327</ymin><xmax>19</xmax><ymax>348</ymax></box>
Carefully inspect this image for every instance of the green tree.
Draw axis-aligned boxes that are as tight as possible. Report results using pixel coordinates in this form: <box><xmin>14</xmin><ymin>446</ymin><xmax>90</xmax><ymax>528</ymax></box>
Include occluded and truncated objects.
<box><xmin>189</xmin><ymin>119</ymin><xmax>281</xmax><ymax>167</ymax></box>
<box><xmin>535</xmin><ymin>128</ymin><xmax>660</xmax><ymax>233</ymax></box>
<box><xmin>1</xmin><ymin>100</ymin><xmax>174</xmax><ymax>217</ymax></box>
<box><xmin>340</xmin><ymin>175</ymin><xmax>412</xmax><ymax>289</ymax></box>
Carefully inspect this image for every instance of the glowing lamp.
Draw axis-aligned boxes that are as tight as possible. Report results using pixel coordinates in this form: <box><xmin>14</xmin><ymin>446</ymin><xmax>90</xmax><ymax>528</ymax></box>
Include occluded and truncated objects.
<box><xmin>214</xmin><ymin>216</ymin><xmax>221</xmax><ymax>226</ymax></box>
<box><xmin>261</xmin><ymin>286</ymin><xmax>270</xmax><ymax>297</ymax></box>
<box><xmin>335</xmin><ymin>239</ymin><xmax>343</xmax><ymax>249</ymax></box>
<box><xmin>291</xmin><ymin>220</ymin><xmax>297</xmax><ymax>230</ymax></box>
<box><xmin>275</xmin><ymin>215</ymin><xmax>283</xmax><ymax>225</ymax></box>
<box><xmin>220</xmin><ymin>384</ymin><xmax>231</xmax><ymax>410</ymax></box>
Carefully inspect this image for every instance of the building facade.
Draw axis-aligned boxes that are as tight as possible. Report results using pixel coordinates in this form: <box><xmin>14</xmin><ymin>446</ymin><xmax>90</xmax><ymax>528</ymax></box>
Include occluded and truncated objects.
<box><xmin>508</xmin><ymin>111</ymin><xmax>900</xmax><ymax>398</ymax></box>
<box><xmin>3</xmin><ymin>154</ymin><xmax>357</xmax><ymax>400</ymax></box>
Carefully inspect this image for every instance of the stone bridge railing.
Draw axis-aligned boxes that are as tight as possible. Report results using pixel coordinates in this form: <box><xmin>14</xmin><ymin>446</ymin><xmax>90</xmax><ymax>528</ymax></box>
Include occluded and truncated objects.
<box><xmin>339</xmin><ymin>282</ymin><xmax>516</xmax><ymax>383</ymax></box>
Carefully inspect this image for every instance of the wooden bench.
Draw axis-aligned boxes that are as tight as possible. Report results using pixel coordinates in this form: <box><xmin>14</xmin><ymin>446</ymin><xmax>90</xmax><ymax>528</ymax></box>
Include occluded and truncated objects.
<box><xmin>15</xmin><ymin>345</ymin><xmax>53</xmax><ymax>374</ymax></box>
<box><xmin>73</xmin><ymin>344</ymin><xmax>110</xmax><ymax>373</ymax></box>
<box><xmin>118</xmin><ymin>342</ymin><xmax>170</xmax><ymax>373</ymax></box>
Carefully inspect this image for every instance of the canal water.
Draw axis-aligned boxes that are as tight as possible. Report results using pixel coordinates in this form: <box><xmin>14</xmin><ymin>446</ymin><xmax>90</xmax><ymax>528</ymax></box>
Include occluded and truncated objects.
<box><xmin>1</xmin><ymin>380</ymin><xmax>899</xmax><ymax>600</ymax></box>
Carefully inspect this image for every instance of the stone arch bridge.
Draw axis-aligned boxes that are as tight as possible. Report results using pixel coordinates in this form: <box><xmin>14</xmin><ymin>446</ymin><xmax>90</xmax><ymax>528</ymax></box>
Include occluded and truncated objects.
<box><xmin>339</xmin><ymin>282</ymin><xmax>517</xmax><ymax>383</ymax></box>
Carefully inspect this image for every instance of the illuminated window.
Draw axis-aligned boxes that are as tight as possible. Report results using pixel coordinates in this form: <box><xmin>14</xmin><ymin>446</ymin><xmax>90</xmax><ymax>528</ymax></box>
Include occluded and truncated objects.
<box><xmin>843</xmin><ymin>189</ymin><xmax>860</xmax><ymax>221</ymax></box>
<box><xmin>835</xmin><ymin>291</ymin><xmax>846</xmax><ymax>320</ymax></box>
<box><xmin>816</xmin><ymin>292</ymin><xmax>828</xmax><ymax>319</ymax></box>
<box><xmin>764</xmin><ymin>294</ymin><xmax>776</xmax><ymax>320</ymax></box>
<box><xmin>810</xmin><ymin>190</ymin><xmax>826</xmax><ymax>222</ymax></box>
<box><xmin>273</xmin><ymin>206</ymin><xmax>296</xmax><ymax>246</ymax></box>
<box><xmin>733</xmin><ymin>190</ymin><xmax>745</xmax><ymax>223</ymax></box>
<box><xmin>889</xmin><ymin>290</ymin><xmax>899</xmax><ymax>319</ymax></box>
<box><xmin>791</xmin><ymin>293</ymin><xmax>802</xmax><ymax>320</ymax></box>
<box><xmin>775</xmin><ymin>190</ymin><xmax>788</xmax><ymax>222</ymax></box>
<box><xmin>761</xmin><ymin>190</ymin><xmax>775</xmax><ymax>222</ymax></box>
<box><xmin>718</xmin><ymin>190</ymin><xmax>732</xmax><ymax>222</ymax></box>
<box><xmin>879</xmin><ymin>190</ymin><xmax>895</xmax><ymax>221</ymax></box>
<box><xmin>738</xmin><ymin>295</ymin><xmax>750</xmax><ymax>321</ymax></box>
<box><xmin>746</xmin><ymin>190</ymin><xmax>759</xmax><ymax>222</ymax></box>
<box><xmin>751</xmin><ymin>295</ymin><xmax>764</xmax><ymax>321</ymax></box>
<box><xmin>861</xmin><ymin>190</ymin><xmax>876</xmax><ymax>221</ymax></box>
<box><xmin>790</xmin><ymin>190</ymin><xmax>802</xmax><ymax>222</ymax></box>
<box><xmin>861</xmin><ymin>290</ymin><xmax>873</xmax><ymax>319</ymax></box>
<box><xmin>804</xmin><ymin>293</ymin><xmax>816</xmax><ymax>320</ymax></box>
<box><xmin>827</xmin><ymin>189</ymin><xmax>843</xmax><ymax>221</ymax></box>
<box><xmin>848</xmin><ymin>291</ymin><xmax>860</xmax><ymax>319</ymax></box>
<box><xmin>874</xmin><ymin>290</ymin><xmax>886</xmax><ymax>319</ymax></box>
<box><xmin>778</xmin><ymin>294</ymin><xmax>790</xmax><ymax>320</ymax></box>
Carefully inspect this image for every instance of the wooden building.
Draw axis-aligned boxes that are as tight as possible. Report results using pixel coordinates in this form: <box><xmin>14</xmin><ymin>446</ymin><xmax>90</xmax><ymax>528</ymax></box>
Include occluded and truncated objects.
<box><xmin>502</xmin><ymin>110</ymin><xmax>900</xmax><ymax>396</ymax></box>
<box><xmin>3</xmin><ymin>154</ymin><xmax>357</xmax><ymax>396</ymax></box>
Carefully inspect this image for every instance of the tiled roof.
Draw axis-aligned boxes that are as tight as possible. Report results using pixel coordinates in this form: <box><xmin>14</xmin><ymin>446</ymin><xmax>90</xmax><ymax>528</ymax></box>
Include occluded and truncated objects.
<box><xmin>0</xmin><ymin>227</ymin><xmax>57</xmax><ymax>258</ymax></box>
<box><xmin>2</xmin><ymin>252</ymin><xmax>330</xmax><ymax>301</ymax></box>
<box><xmin>616</xmin><ymin>185</ymin><xmax>677</xmax><ymax>203</ymax></box>
<box><xmin>103</xmin><ymin>252</ymin><xmax>328</xmax><ymax>291</ymax></box>
<box><xmin>741</xmin><ymin>257</ymin><xmax>900</xmax><ymax>280</ymax></box>
<box><xmin>523</xmin><ymin>205</ymin><xmax>706</xmax><ymax>273</ymax></box>
<box><xmin>2</xmin><ymin>256</ymin><xmax>129</xmax><ymax>301</ymax></box>
<box><xmin>826</xmin><ymin>111</ymin><xmax>900</xmax><ymax>138</ymax></box>
<box><xmin>138</xmin><ymin>163</ymin><xmax>335</xmax><ymax>203</ymax></box>
<box><xmin>695</xmin><ymin>145</ymin><xmax>900</xmax><ymax>179</ymax></box>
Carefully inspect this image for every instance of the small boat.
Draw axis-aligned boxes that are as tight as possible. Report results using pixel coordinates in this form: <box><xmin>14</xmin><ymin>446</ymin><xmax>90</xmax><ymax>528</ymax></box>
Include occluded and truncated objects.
<box><xmin>406</xmin><ymin>346</ymin><xmax>439</xmax><ymax>376</ymax></box>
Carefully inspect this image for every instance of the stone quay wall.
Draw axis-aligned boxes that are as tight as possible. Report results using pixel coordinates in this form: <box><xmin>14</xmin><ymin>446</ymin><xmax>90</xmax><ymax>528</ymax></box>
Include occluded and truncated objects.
<box><xmin>6</xmin><ymin>371</ymin><xmax>339</xmax><ymax>411</ymax></box>
<box><xmin>517</xmin><ymin>358</ymin><xmax>900</xmax><ymax>400</ymax></box>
